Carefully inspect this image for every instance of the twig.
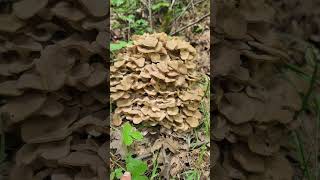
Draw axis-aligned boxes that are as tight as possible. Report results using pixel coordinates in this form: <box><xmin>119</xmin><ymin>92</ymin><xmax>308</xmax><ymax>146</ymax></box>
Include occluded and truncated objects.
<box><xmin>137</xmin><ymin>153</ymin><xmax>153</xmax><ymax>160</ymax></box>
<box><xmin>111</xmin><ymin>157</ymin><xmax>126</xmax><ymax>171</ymax></box>
<box><xmin>171</xmin><ymin>0</ymin><xmax>207</xmax><ymax>29</ymax></box>
<box><xmin>191</xmin><ymin>140</ymin><xmax>209</xmax><ymax>149</ymax></box>
<box><xmin>169</xmin><ymin>0</ymin><xmax>176</xmax><ymax>10</ymax></box>
<box><xmin>191</xmin><ymin>0</ymin><xmax>195</xmax><ymax>13</ymax></box>
<box><xmin>139</xmin><ymin>0</ymin><xmax>147</xmax><ymax>6</ymax></box>
<box><xmin>148</xmin><ymin>0</ymin><xmax>153</xmax><ymax>29</ymax></box>
<box><xmin>173</xmin><ymin>0</ymin><xmax>193</xmax><ymax>23</ymax></box>
<box><xmin>170</xmin><ymin>13</ymin><xmax>209</xmax><ymax>35</ymax></box>
<box><xmin>150</xmin><ymin>150</ymin><xmax>160</xmax><ymax>180</ymax></box>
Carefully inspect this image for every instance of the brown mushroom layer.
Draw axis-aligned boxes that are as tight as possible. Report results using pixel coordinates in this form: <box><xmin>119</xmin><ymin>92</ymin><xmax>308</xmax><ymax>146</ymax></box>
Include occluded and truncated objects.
<box><xmin>111</xmin><ymin>33</ymin><xmax>205</xmax><ymax>132</ymax></box>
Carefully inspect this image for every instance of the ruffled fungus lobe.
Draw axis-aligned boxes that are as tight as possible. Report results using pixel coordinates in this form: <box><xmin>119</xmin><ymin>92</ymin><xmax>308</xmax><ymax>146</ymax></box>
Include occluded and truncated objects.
<box><xmin>111</xmin><ymin>33</ymin><xmax>205</xmax><ymax>132</ymax></box>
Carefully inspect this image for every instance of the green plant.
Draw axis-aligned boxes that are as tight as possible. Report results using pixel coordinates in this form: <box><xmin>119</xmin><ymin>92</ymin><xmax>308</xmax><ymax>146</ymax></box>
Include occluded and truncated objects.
<box><xmin>111</xmin><ymin>122</ymin><xmax>148</xmax><ymax>180</ymax></box>
<box><xmin>111</xmin><ymin>0</ymin><xmax>152</xmax><ymax>35</ymax></box>
<box><xmin>192</xmin><ymin>25</ymin><xmax>204</xmax><ymax>34</ymax></box>
<box><xmin>111</xmin><ymin>0</ymin><xmax>139</xmax><ymax>13</ymax></box>
<box><xmin>183</xmin><ymin>169</ymin><xmax>201</xmax><ymax>180</ymax></box>
<box><xmin>125</xmin><ymin>155</ymin><xmax>148</xmax><ymax>180</ymax></box>
<box><xmin>121</xmin><ymin>122</ymin><xmax>143</xmax><ymax>146</ymax></box>
<box><xmin>130</xmin><ymin>19</ymin><xmax>152</xmax><ymax>35</ymax></box>
<box><xmin>156</xmin><ymin>1</ymin><xmax>177</xmax><ymax>33</ymax></box>
<box><xmin>196</xmin><ymin>145</ymin><xmax>207</xmax><ymax>166</ymax></box>
<box><xmin>111</xmin><ymin>0</ymin><xmax>191</xmax><ymax>35</ymax></box>
<box><xmin>110</xmin><ymin>41</ymin><xmax>133</xmax><ymax>52</ymax></box>
<box><xmin>111</xmin><ymin>168</ymin><xmax>124</xmax><ymax>179</ymax></box>
<box><xmin>152</xmin><ymin>1</ymin><xmax>170</xmax><ymax>12</ymax></box>
<box><xmin>150</xmin><ymin>150</ymin><xmax>160</xmax><ymax>180</ymax></box>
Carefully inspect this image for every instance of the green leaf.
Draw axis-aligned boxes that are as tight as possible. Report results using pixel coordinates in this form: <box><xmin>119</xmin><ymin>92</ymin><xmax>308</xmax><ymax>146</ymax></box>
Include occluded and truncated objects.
<box><xmin>184</xmin><ymin>170</ymin><xmax>200</xmax><ymax>180</ymax></box>
<box><xmin>111</xmin><ymin>0</ymin><xmax>125</xmax><ymax>7</ymax></box>
<box><xmin>131</xmin><ymin>19</ymin><xmax>150</xmax><ymax>35</ymax></box>
<box><xmin>110</xmin><ymin>172</ymin><xmax>115</xmax><ymax>180</ymax></box>
<box><xmin>131</xmin><ymin>131</ymin><xmax>143</xmax><ymax>140</ymax></box>
<box><xmin>134</xmin><ymin>19</ymin><xmax>148</xmax><ymax>25</ymax></box>
<box><xmin>192</xmin><ymin>25</ymin><xmax>204</xmax><ymax>34</ymax></box>
<box><xmin>119</xmin><ymin>14</ymin><xmax>135</xmax><ymax>23</ymax></box>
<box><xmin>126</xmin><ymin>156</ymin><xmax>148</xmax><ymax>177</ymax></box>
<box><xmin>122</xmin><ymin>122</ymin><xmax>133</xmax><ymax>146</ymax></box>
<box><xmin>114</xmin><ymin>168</ymin><xmax>123</xmax><ymax>179</ymax></box>
<box><xmin>121</xmin><ymin>122</ymin><xmax>143</xmax><ymax>146</ymax></box>
<box><xmin>133</xmin><ymin>175</ymin><xmax>149</xmax><ymax>180</ymax></box>
<box><xmin>110</xmin><ymin>41</ymin><xmax>132</xmax><ymax>52</ymax></box>
<box><xmin>152</xmin><ymin>1</ymin><xmax>170</xmax><ymax>11</ymax></box>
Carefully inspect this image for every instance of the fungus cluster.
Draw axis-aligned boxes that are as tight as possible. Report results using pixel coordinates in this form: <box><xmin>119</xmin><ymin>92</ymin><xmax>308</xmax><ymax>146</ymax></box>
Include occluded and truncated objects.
<box><xmin>111</xmin><ymin>33</ymin><xmax>205</xmax><ymax>131</ymax></box>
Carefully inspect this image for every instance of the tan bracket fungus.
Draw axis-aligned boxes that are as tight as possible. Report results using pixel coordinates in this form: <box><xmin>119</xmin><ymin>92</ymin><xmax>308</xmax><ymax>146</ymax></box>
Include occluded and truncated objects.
<box><xmin>111</xmin><ymin>33</ymin><xmax>205</xmax><ymax>132</ymax></box>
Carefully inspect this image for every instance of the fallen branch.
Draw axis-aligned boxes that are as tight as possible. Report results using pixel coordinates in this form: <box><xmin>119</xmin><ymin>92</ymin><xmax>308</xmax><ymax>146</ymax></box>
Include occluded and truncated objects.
<box><xmin>171</xmin><ymin>0</ymin><xmax>207</xmax><ymax>28</ymax></box>
<box><xmin>170</xmin><ymin>13</ymin><xmax>210</xmax><ymax>35</ymax></box>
